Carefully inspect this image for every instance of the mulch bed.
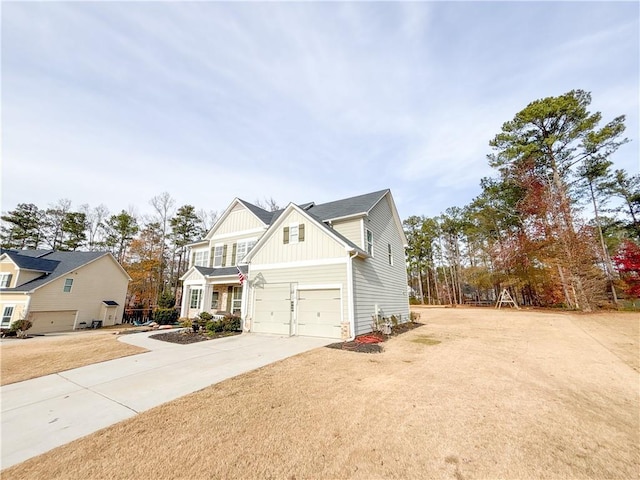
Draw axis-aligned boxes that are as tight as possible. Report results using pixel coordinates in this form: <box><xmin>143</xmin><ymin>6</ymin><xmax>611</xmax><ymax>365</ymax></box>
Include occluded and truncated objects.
<box><xmin>326</xmin><ymin>321</ymin><xmax>424</xmax><ymax>353</ymax></box>
<box><xmin>151</xmin><ymin>330</ymin><xmax>241</xmax><ymax>344</ymax></box>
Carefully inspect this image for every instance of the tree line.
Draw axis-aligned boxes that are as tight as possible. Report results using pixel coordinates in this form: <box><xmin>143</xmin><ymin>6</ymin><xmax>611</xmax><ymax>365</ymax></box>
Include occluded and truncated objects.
<box><xmin>0</xmin><ymin>194</ymin><xmax>220</xmax><ymax>310</ymax></box>
<box><xmin>404</xmin><ymin>90</ymin><xmax>639</xmax><ymax>311</ymax></box>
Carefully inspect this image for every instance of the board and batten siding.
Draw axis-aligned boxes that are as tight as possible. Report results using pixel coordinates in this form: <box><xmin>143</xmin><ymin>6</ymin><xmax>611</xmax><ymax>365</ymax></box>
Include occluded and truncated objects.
<box><xmin>352</xmin><ymin>195</ymin><xmax>409</xmax><ymax>335</ymax></box>
<box><xmin>250</xmin><ymin>210</ymin><xmax>346</xmax><ymax>265</ymax></box>
<box><xmin>27</xmin><ymin>255</ymin><xmax>129</xmax><ymax>327</ymax></box>
<box><xmin>213</xmin><ymin>203</ymin><xmax>267</xmax><ymax>236</ymax></box>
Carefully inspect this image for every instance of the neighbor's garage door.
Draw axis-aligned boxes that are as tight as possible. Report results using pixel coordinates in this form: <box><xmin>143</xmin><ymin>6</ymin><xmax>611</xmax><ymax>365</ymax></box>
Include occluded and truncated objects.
<box><xmin>30</xmin><ymin>311</ymin><xmax>77</xmax><ymax>334</ymax></box>
<box><xmin>252</xmin><ymin>284</ymin><xmax>291</xmax><ymax>335</ymax></box>
<box><xmin>297</xmin><ymin>289</ymin><xmax>341</xmax><ymax>338</ymax></box>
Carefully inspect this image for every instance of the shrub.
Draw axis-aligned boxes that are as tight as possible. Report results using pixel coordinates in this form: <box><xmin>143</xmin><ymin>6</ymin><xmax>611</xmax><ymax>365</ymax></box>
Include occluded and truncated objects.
<box><xmin>222</xmin><ymin>314</ymin><xmax>241</xmax><ymax>332</ymax></box>
<box><xmin>157</xmin><ymin>291</ymin><xmax>176</xmax><ymax>309</ymax></box>
<box><xmin>198</xmin><ymin>311</ymin><xmax>213</xmax><ymax>321</ymax></box>
<box><xmin>206</xmin><ymin>319</ymin><xmax>224</xmax><ymax>333</ymax></box>
<box><xmin>180</xmin><ymin>318</ymin><xmax>192</xmax><ymax>328</ymax></box>
<box><xmin>10</xmin><ymin>319</ymin><xmax>33</xmax><ymax>338</ymax></box>
<box><xmin>153</xmin><ymin>308</ymin><xmax>179</xmax><ymax>325</ymax></box>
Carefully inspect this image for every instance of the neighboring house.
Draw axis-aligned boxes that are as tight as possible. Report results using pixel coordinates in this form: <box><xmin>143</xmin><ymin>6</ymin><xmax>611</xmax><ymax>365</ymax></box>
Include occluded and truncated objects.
<box><xmin>0</xmin><ymin>249</ymin><xmax>131</xmax><ymax>334</ymax></box>
<box><xmin>180</xmin><ymin>189</ymin><xmax>409</xmax><ymax>340</ymax></box>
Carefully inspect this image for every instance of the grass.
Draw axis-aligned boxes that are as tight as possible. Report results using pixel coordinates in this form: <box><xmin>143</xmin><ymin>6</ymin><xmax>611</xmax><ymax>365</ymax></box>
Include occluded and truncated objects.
<box><xmin>411</xmin><ymin>334</ymin><xmax>441</xmax><ymax>345</ymax></box>
<box><xmin>1</xmin><ymin>329</ymin><xmax>147</xmax><ymax>386</ymax></box>
<box><xmin>2</xmin><ymin>308</ymin><xmax>639</xmax><ymax>479</ymax></box>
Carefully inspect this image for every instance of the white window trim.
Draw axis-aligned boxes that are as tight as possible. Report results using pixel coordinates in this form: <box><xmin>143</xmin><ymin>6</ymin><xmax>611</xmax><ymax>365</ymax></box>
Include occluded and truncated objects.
<box><xmin>189</xmin><ymin>288</ymin><xmax>202</xmax><ymax>309</ymax></box>
<box><xmin>235</xmin><ymin>238</ymin><xmax>257</xmax><ymax>264</ymax></box>
<box><xmin>63</xmin><ymin>278</ymin><xmax>74</xmax><ymax>293</ymax></box>
<box><xmin>0</xmin><ymin>273</ymin><xmax>11</xmax><ymax>288</ymax></box>
<box><xmin>211</xmin><ymin>290</ymin><xmax>220</xmax><ymax>309</ymax></box>
<box><xmin>366</xmin><ymin>228</ymin><xmax>374</xmax><ymax>256</ymax></box>
<box><xmin>289</xmin><ymin>223</ymin><xmax>300</xmax><ymax>244</ymax></box>
<box><xmin>1</xmin><ymin>305</ymin><xmax>15</xmax><ymax>328</ymax></box>
<box><xmin>213</xmin><ymin>243</ymin><xmax>225</xmax><ymax>267</ymax></box>
<box><xmin>193</xmin><ymin>250</ymin><xmax>209</xmax><ymax>267</ymax></box>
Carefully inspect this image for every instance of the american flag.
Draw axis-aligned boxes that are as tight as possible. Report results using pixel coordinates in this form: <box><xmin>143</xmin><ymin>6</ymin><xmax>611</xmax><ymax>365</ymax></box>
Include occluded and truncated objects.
<box><xmin>237</xmin><ymin>266</ymin><xmax>247</xmax><ymax>285</ymax></box>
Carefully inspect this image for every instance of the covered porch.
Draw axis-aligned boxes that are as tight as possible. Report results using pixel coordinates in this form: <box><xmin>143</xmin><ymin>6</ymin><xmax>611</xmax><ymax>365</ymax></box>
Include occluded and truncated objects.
<box><xmin>180</xmin><ymin>266</ymin><xmax>248</xmax><ymax>320</ymax></box>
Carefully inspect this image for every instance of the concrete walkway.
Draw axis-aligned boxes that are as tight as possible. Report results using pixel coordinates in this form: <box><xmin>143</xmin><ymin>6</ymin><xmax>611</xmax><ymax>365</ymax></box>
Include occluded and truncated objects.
<box><xmin>1</xmin><ymin>331</ymin><xmax>333</xmax><ymax>469</ymax></box>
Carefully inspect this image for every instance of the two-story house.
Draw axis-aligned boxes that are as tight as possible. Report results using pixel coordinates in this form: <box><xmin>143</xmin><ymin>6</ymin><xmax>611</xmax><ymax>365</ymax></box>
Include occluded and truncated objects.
<box><xmin>0</xmin><ymin>250</ymin><xmax>130</xmax><ymax>334</ymax></box>
<box><xmin>179</xmin><ymin>189</ymin><xmax>409</xmax><ymax>340</ymax></box>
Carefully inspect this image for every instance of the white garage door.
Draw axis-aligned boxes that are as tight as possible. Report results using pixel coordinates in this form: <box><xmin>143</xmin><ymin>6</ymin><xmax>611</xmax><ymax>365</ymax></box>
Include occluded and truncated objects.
<box><xmin>297</xmin><ymin>289</ymin><xmax>342</xmax><ymax>338</ymax></box>
<box><xmin>30</xmin><ymin>311</ymin><xmax>77</xmax><ymax>334</ymax></box>
<box><xmin>252</xmin><ymin>284</ymin><xmax>291</xmax><ymax>335</ymax></box>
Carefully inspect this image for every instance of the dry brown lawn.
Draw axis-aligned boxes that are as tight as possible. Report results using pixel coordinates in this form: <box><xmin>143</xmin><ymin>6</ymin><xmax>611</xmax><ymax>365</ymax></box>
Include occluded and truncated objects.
<box><xmin>3</xmin><ymin>308</ymin><xmax>639</xmax><ymax>480</ymax></box>
<box><xmin>0</xmin><ymin>329</ymin><xmax>147</xmax><ymax>385</ymax></box>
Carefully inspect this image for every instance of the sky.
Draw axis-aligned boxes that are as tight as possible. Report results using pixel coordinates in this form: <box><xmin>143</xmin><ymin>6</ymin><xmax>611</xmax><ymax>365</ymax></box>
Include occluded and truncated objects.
<box><xmin>2</xmin><ymin>1</ymin><xmax>638</xmax><ymax>223</ymax></box>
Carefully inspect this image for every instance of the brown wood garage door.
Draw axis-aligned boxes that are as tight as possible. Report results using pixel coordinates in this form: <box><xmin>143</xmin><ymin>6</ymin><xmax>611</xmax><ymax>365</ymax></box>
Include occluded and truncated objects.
<box><xmin>30</xmin><ymin>311</ymin><xmax>77</xmax><ymax>334</ymax></box>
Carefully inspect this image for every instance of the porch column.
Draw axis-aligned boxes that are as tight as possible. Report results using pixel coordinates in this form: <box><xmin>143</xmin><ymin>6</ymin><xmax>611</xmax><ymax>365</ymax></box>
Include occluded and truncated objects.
<box><xmin>180</xmin><ymin>286</ymin><xmax>190</xmax><ymax>318</ymax></box>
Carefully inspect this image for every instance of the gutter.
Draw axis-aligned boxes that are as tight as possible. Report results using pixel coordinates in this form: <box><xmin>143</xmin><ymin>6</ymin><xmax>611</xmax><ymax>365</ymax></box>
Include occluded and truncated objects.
<box><xmin>346</xmin><ymin>248</ymin><xmax>358</xmax><ymax>341</ymax></box>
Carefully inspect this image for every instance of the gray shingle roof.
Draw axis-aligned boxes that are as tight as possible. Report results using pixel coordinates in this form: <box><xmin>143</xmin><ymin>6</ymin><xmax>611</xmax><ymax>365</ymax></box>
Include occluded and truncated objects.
<box><xmin>306</xmin><ymin>189</ymin><xmax>389</xmax><ymax>221</ymax></box>
<box><xmin>194</xmin><ymin>265</ymin><xmax>248</xmax><ymax>277</ymax></box>
<box><xmin>1</xmin><ymin>249</ymin><xmax>59</xmax><ymax>272</ymax></box>
<box><xmin>1</xmin><ymin>249</ymin><xmax>108</xmax><ymax>292</ymax></box>
<box><xmin>237</xmin><ymin>200</ymin><xmax>275</xmax><ymax>225</ymax></box>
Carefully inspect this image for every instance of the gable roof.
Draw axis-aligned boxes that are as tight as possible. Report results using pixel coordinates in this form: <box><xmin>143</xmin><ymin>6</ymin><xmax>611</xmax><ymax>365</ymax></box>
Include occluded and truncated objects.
<box><xmin>243</xmin><ymin>203</ymin><xmax>368</xmax><ymax>264</ymax></box>
<box><xmin>0</xmin><ymin>249</ymin><xmax>129</xmax><ymax>292</ymax></box>
<box><xmin>1</xmin><ymin>249</ymin><xmax>59</xmax><ymax>272</ymax></box>
<box><xmin>306</xmin><ymin>189</ymin><xmax>389</xmax><ymax>222</ymax></box>
<box><xmin>199</xmin><ymin>198</ymin><xmax>273</xmax><ymax>243</ymax></box>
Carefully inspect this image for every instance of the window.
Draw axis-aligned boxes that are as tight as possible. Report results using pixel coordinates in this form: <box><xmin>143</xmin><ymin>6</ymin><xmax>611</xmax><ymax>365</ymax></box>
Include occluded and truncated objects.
<box><xmin>283</xmin><ymin>224</ymin><xmax>305</xmax><ymax>244</ymax></box>
<box><xmin>211</xmin><ymin>291</ymin><xmax>219</xmax><ymax>309</ymax></box>
<box><xmin>366</xmin><ymin>229</ymin><xmax>374</xmax><ymax>256</ymax></box>
<box><xmin>1</xmin><ymin>306</ymin><xmax>14</xmax><ymax>328</ymax></box>
<box><xmin>388</xmin><ymin>243</ymin><xmax>393</xmax><ymax>266</ymax></box>
<box><xmin>232</xmin><ymin>286</ymin><xmax>242</xmax><ymax>314</ymax></box>
<box><xmin>213</xmin><ymin>245</ymin><xmax>226</xmax><ymax>267</ymax></box>
<box><xmin>189</xmin><ymin>289</ymin><xmax>202</xmax><ymax>309</ymax></box>
<box><xmin>193</xmin><ymin>250</ymin><xmax>208</xmax><ymax>267</ymax></box>
<box><xmin>0</xmin><ymin>273</ymin><xmax>12</xmax><ymax>288</ymax></box>
<box><xmin>63</xmin><ymin>278</ymin><xmax>74</xmax><ymax>293</ymax></box>
<box><xmin>234</xmin><ymin>239</ymin><xmax>257</xmax><ymax>264</ymax></box>
<box><xmin>290</xmin><ymin>224</ymin><xmax>299</xmax><ymax>243</ymax></box>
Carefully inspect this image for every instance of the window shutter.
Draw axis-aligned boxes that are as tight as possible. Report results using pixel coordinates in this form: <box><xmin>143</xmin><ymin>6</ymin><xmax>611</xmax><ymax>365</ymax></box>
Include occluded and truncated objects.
<box><xmin>283</xmin><ymin>227</ymin><xmax>290</xmax><ymax>244</ymax></box>
<box><xmin>191</xmin><ymin>252</ymin><xmax>196</xmax><ymax>266</ymax></box>
<box><xmin>232</xmin><ymin>243</ymin><xmax>237</xmax><ymax>265</ymax></box>
<box><xmin>222</xmin><ymin>244</ymin><xmax>227</xmax><ymax>267</ymax></box>
<box><xmin>210</xmin><ymin>248</ymin><xmax>215</xmax><ymax>267</ymax></box>
<box><xmin>299</xmin><ymin>224</ymin><xmax>305</xmax><ymax>242</ymax></box>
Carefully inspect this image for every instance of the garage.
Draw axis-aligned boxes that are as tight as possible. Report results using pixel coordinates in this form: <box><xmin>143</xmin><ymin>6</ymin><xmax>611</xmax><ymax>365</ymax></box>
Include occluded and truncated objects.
<box><xmin>252</xmin><ymin>284</ymin><xmax>292</xmax><ymax>336</ymax></box>
<box><xmin>296</xmin><ymin>289</ymin><xmax>342</xmax><ymax>338</ymax></box>
<box><xmin>29</xmin><ymin>311</ymin><xmax>77</xmax><ymax>334</ymax></box>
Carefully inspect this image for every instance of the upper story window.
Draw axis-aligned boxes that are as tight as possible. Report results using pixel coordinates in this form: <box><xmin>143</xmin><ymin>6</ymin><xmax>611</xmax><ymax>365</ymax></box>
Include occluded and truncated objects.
<box><xmin>213</xmin><ymin>244</ymin><xmax>226</xmax><ymax>267</ymax></box>
<box><xmin>283</xmin><ymin>223</ymin><xmax>305</xmax><ymax>244</ymax></box>
<box><xmin>63</xmin><ymin>278</ymin><xmax>74</xmax><ymax>293</ymax></box>
<box><xmin>193</xmin><ymin>250</ymin><xmax>208</xmax><ymax>267</ymax></box>
<box><xmin>234</xmin><ymin>239</ymin><xmax>257</xmax><ymax>264</ymax></box>
<box><xmin>0</xmin><ymin>273</ymin><xmax>12</xmax><ymax>288</ymax></box>
<box><xmin>366</xmin><ymin>229</ymin><xmax>374</xmax><ymax>256</ymax></box>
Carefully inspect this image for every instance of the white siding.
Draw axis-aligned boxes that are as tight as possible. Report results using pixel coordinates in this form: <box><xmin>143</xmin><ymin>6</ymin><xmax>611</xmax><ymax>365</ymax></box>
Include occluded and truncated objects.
<box><xmin>250</xmin><ymin>210</ymin><xmax>346</xmax><ymax>265</ymax></box>
<box><xmin>249</xmin><ymin>263</ymin><xmax>349</xmax><ymax>337</ymax></box>
<box><xmin>332</xmin><ymin>218</ymin><xmax>363</xmax><ymax>248</ymax></box>
<box><xmin>214</xmin><ymin>204</ymin><xmax>266</xmax><ymax>235</ymax></box>
<box><xmin>352</xmin><ymin>195</ymin><xmax>409</xmax><ymax>335</ymax></box>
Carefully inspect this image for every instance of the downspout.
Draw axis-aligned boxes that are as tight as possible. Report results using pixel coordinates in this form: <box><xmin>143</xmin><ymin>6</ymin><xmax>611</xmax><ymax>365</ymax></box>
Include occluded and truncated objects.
<box><xmin>346</xmin><ymin>249</ymin><xmax>358</xmax><ymax>341</ymax></box>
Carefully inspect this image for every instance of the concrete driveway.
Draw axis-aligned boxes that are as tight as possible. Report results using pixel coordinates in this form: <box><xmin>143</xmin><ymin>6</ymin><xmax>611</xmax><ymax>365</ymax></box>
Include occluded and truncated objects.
<box><xmin>1</xmin><ymin>331</ymin><xmax>333</xmax><ymax>469</ymax></box>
